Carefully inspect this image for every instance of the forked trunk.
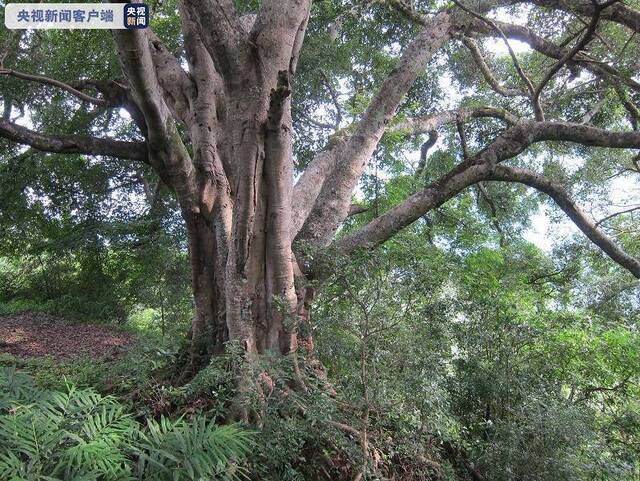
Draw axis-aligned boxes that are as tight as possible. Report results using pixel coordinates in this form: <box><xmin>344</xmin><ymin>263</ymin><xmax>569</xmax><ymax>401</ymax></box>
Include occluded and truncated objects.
<box><xmin>167</xmin><ymin>0</ymin><xmax>313</xmax><ymax>375</ymax></box>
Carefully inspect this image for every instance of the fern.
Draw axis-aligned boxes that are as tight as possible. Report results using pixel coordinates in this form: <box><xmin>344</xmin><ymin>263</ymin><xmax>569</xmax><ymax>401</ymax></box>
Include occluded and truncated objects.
<box><xmin>0</xmin><ymin>366</ymin><xmax>41</xmax><ymax>408</ymax></box>
<box><xmin>0</xmin><ymin>379</ymin><xmax>135</xmax><ymax>480</ymax></box>
<box><xmin>136</xmin><ymin>416</ymin><xmax>252</xmax><ymax>481</ymax></box>
<box><xmin>0</xmin><ymin>367</ymin><xmax>252</xmax><ymax>481</ymax></box>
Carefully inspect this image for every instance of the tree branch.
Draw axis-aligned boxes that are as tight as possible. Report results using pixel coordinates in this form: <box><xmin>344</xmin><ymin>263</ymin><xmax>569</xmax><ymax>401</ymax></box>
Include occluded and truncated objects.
<box><xmin>531</xmin><ymin>120</ymin><xmax>640</xmax><ymax>147</ymax></box>
<box><xmin>336</xmin><ymin>162</ymin><xmax>493</xmax><ymax>254</ymax></box>
<box><xmin>112</xmin><ymin>29</ymin><xmax>198</xmax><ymax>211</ymax></box>
<box><xmin>581</xmin><ymin>92</ymin><xmax>608</xmax><ymax>124</ymax></box>
<box><xmin>531</xmin><ymin>0</ymin><xmax>618</xmax><ymax>120</ymax></box>
<box><xmin>296</xmin><ymin>12</ymin><xmax>453</xmax><ymax>246</ymax></box>
<box><xmin>334</xmin><ymin>122</ymin><xmax>535</xmax><ymax>254</ymax></box>
<box><xmin>290</xmin><ymin>139</ymin><xmax>345</xmax><ymax>238</ymax></box>
<box><xmin>389</xmin><ymin>106</ymin><xmax>518</xmax><ymax>135</ymax></box>
<box><xmin>180</xmin><ymin>0</ymin><xmax>248</xmax><ymax>78</ymax></box>
<box><xmin>470</xmin><ymin>19</ymin><xmax>640</xmax><ymax>93</ymax></box>
<box><xmin>0</xmin><ymin>68</ymin><xmax>109</xmax><ymax>106</ymax></box>
<box><xmin>595</xmin><ymin>205</ymin><xmax>640</xmax><ymax>227</ymax></box>
<box><xmin>252</xmin><ymin>0</ymin><xmax>312</xmax><ymax>78</ymax></box>
<box><xmin>335</xmin><ymin>118</ymin><xmax>640</xmax><ymax>278</ymax></box>
<box><xmin>521</xmin><ymin>0</ymin><xmax>640</xmax><ymax>33</ymax></box>
<box><xmin>461</xmin><ymin>37</ymin><xmax>524</xmax><ymax>98</ymax></box>
<box><xmin>179</xmin><ymin>2</ymin><xmax>233</xmax><ymax>223</ymax></box>
<box><xmin>452</xmin><ymin>0</ymin><xmax>539</xmax><ymax>116</ymax></box>
<box><xmin>0</xmin><ymin>118</ymin><xmax>147</xmax><ymax>161</ymax></box>
<box><xmin>613</xmin><ymin>84</ymin><xmax>640</xmax><ymax>130</ymax></box>
<box><xmin>348</xmin><ymin>204</ymin><xmax>370</xmax><ymax>216</ymax></box>
<box><xmin>486</xmin><ymin>164</ymin><xmax>640</xmax><ymax>278</ymax></box>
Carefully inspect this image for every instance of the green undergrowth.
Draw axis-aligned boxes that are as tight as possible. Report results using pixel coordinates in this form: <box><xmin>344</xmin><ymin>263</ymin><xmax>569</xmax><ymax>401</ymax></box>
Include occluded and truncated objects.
<box><xmin>0</xmin><ymin>299</ymin><xmax>57</xmax><ymax>317</ymax></box>
<box><xmin>0</xmin><ymin>365</ymin><xmax>253</xmax><ymax>481</ymax></box>
<box><xmin>0</xmin><ymin>352</ymin><xmax>185</xmax><ymax>422</ymax></box>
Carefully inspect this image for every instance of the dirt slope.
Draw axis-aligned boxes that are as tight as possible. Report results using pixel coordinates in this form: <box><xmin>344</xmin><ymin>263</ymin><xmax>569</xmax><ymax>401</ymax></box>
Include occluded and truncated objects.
<box><xmin>0</xmin><ymin>312</ymin><xmax>134</xmax><ymax>360</ymax></box>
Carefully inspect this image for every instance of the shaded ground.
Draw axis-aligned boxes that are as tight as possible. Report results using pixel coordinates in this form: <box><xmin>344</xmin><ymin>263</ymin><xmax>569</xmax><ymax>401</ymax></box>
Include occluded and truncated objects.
<box><xmin>0</xmin><ymin>312</ymin><xmax>135</xmax><ymax>360</ymax></box>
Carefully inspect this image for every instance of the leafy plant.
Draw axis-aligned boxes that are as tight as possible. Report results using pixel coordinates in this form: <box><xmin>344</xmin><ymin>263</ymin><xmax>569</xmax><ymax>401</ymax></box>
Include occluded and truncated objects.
<box><xmin>0</xmin><ymin>366</ymin><xmax>251</xmax><ymax>481</ymax></box>
<box><xmin>136</xmin><ymin>417</ymin><xmax>252</xmax><ymax>481</ymax></box>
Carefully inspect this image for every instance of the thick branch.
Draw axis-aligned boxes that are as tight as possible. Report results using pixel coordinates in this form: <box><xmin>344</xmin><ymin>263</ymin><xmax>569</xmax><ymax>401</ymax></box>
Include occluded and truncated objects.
<box><xmin>297</xmin><ymin>12</ymin><xmax>453</xmax><ymax>246</ymax></box>
<box><xmin>180</xmin><ymin>0</ymin><xmax>248</xmax><ymax>78</ymax></box>
<box><xmin>335</xmin><ymin>122</ymin><xmax>535</xmax><ymax>253</ymax></box>
<box><xmin>0</xmin><ymin>118</ymin><xmax>147</xmax><ymax>161</ymax></box>
<box><xmin>531</xmin><ymin>120</ymin><xmax>640</xmax><ymax>147</ymax></box>
<box><xmin>113</xmin><ymin>29</ymin><xmax>198</xmax><ymax>211</ymax></box>
<box><xmin>292</xmin><ymin>41</ymin><xmax>513</xmax><ymax>239</ymax></box>
<box><xmin>290</xmin><ymin>141</ymin><xmax>345</xmax><ymax>238</ymax></box>
<box><xmin>146</xmin><ymin>31</ymin><xmax>195</xmax><ymax>125</ymax></box>
<box><xmin>336</xmin><ymin>118</ymin><xmax>640</xmax><ymax>277</ymax></box>
<box><xmin>336</xmin><ymin>162</ymin><xmax>493</xmax><ymax>254</ymax></box>
<box><xmin>486</xmin><ymin>164</ymin><xmax>640</xmax><ymax>278</ymax></box>
<box><xmin>252</xmin><ymin>0</ymin><xmax>311</xmax><ymax>81</ymax></box>
<box><xmin>179</xmin><ymin>2</ymin><xmax>233</xmax><ymax>224</ymax></box>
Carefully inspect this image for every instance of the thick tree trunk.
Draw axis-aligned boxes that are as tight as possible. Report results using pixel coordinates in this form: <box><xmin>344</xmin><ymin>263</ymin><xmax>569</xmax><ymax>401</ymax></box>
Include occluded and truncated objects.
<box><xmin>107</xmin><ymin>1</ymin><xmax>640</xmax><ymax>382</ymax></box>
<box><xmin>179</xmin><ymin>69</ymin><xmax>310</xmax><ymax>376</ymax></box>
<box><xmin>167</xmin><ymin>0</ymin><xmax>313</xmax><ymax>376</ymax></box>
<box><xmin>173</xmin><ymin>5</ymin><xmax>450</xmax><ymax>376</ymax></box>
<box><xmin>3</xmin><ymin>0</ymin><xmax>640</xmax><ymax>391</ymax></box>
<box><xmin>183</xmin><ymin>208</ymin><xmax>311</xmax><ymax>373</ymax></box>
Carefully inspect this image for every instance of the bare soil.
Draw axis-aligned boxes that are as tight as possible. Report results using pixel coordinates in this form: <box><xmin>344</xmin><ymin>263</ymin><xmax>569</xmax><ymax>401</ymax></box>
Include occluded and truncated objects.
<box><xmin>0</xmin><ymin>312</ymin><xmax>135</xmax><ymax>360</ymax></box>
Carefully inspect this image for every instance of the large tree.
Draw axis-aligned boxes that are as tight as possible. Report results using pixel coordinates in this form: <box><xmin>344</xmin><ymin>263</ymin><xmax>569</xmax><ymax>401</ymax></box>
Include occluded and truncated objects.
<box><xmin>1</xmin><ymin>0</ymin><xmax>639</xmax><ymax>376</ymax></box>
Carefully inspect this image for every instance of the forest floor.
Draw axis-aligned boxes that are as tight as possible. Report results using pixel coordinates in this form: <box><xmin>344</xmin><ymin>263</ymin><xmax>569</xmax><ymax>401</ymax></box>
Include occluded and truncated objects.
<box><xmin>0</xmin><ymin>312</ymin><xmax>135</xmax><ymax>360</ymax></box>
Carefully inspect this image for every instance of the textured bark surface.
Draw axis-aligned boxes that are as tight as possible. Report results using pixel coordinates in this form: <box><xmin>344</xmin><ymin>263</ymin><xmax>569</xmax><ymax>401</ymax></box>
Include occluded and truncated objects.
<box><xmin>2</xmin><ymin>0</ymin><xmax>640</xmax><ymax>377</ymax></box>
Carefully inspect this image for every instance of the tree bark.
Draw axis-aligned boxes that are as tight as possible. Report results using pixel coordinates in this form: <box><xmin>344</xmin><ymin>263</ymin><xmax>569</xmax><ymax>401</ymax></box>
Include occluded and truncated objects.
<box><xmin>170</xmin><ymin>0</ymin><xmax>313</xmax><ymax>374</ymax></box>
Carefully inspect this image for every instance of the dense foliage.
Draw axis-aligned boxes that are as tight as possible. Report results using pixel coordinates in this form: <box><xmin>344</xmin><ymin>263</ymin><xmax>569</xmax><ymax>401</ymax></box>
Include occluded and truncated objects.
<box><xmin>2</xmin><ymin>222</ymin><xmax>638</xmax><ymax>480</ymax></box>
<box><xmin>0</xmin><ymin>366</ymin><xmax>252</xmax><ymax>481</ymax></box>
<box><xmin>1</xmin><ymin>0</ymin><xmax>639</xmax><ymax>479</ymax></box>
